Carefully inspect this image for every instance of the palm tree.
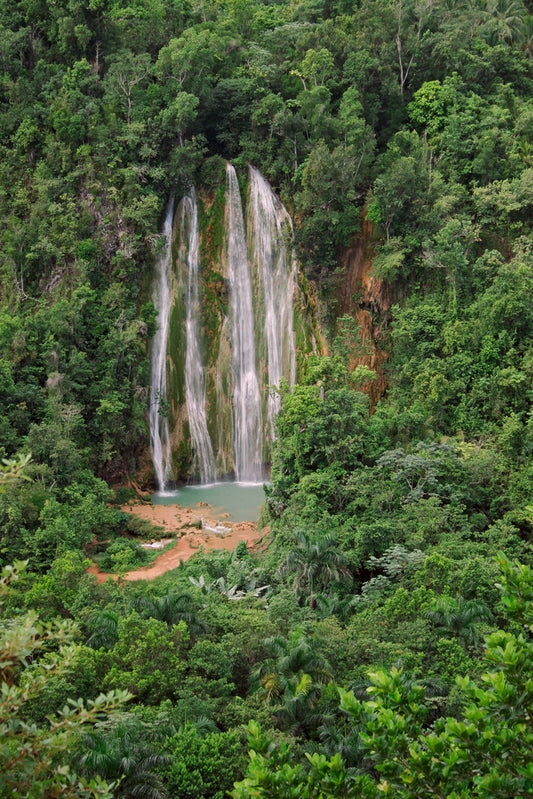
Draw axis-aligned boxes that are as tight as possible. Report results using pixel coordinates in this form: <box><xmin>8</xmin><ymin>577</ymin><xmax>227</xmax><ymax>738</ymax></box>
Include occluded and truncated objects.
<box><xmin>275</xmin><ymin>672</ymin><xmax>334</xmax><ymax>737</ymax></box>
<box><xmin>252</xmin><ymin>628</ymin><xmax>332</xmax><ymax>700</ymax></box>
<box><xmin>277</xmin><ymin>529</ymin><xmax>351</xmax><ymax>607</ymax></box>
<box><xmin>314</xmin><ymin>591</ymin><xmax>358</xmax><ymax>621</ymax></box>
<box><xmin>134</xmin><ymin>591</ymin><xmax>205</xmax><ymax>635</ymax></box>
<box><xmin>424</xmin><ymin>596</ymin><xmax>493</xmax><ymax>646</ymax></box>
<box><xmin>86</xmin><ymin>610</ymin><xmax>119</xmax><ymax>649</ymax></box>
<box><xmin>480</xmin><ymin>0</ymin><xmax>527</xmax><ymax>43</ymax></box>
<box><xmin>75</xmin><ymin>718</ymin><xmax>171</xmax><ymax>799</ymax></box>
<box><xmin>251</xmin><ymin>628</ymin><xmax>333</xmax><ymax>737</ymax></box>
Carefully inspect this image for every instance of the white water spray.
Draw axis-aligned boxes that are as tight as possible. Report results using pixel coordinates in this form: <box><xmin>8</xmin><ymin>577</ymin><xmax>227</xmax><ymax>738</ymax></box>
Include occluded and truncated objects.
<box><xmin>149</xmin><ymin>199</ymin><xmax>174</xmax><ymax>491</ymax></box>
<box><xmin>180</xmin><ymin>190</ymin><xmax>216</xmax><ymax>483</ymax></box>
<box><xmin>226</xmin><ymin>164</ymin><xmax>264</xmax><ymax>482</ymax></box>
<box><xmin>248</xmin><ymin>166</ymin><xmax>297</xmax><ymax>438</ymax></box>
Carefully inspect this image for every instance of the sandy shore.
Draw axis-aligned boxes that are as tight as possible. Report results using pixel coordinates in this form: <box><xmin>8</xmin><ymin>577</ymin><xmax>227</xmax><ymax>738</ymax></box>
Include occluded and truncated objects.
<box><xmin>88</xmin><ymin>501</ymin><xmax>266</xmax><ymax>583</ymax></box>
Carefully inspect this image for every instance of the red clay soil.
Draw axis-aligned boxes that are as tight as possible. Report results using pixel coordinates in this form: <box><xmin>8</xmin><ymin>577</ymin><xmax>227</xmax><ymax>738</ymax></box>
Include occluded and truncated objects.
<box><xmin>87</xmin><ymin>502</ymin><xmax>266</xmax><ymax>583</ymax></box>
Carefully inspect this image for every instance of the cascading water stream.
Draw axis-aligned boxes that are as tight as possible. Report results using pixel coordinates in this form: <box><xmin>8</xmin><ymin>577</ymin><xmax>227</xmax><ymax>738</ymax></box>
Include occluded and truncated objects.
<box><xmin>180</xmin><ymin>190</ymin><xmax>216</xmax><ymax>484</ymax></box>
<box><xmin>226</xmin><ymin>164</ymin><xmax>264</xmax><ymax>482</ymax></box>
<box><xmin>149</xmin><ymin>198</ymin><xmax>174</xmax><ymax>491</ymax></box>
<box><xmin>248</xmin><ymin>167</ymin><xmax>296</xmax><ymax>437</ymax></box>
<box><xmin>150</xmin><ymin>167</ymin><xmax>301</xmax><ymax>488</ymax></box>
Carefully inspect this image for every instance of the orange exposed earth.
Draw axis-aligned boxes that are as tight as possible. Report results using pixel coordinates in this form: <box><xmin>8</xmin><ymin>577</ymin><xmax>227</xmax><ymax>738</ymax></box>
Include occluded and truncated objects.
<box><xmin>88</xmin><ymin>501</ymin><xmax>266</xmax><ymax>583</ymax></box>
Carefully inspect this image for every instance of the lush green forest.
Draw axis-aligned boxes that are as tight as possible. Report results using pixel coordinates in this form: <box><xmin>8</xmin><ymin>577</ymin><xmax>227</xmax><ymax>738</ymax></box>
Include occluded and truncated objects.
<box><xmin>1</xmin><ymin>0</ymin><xmax>533</xmax><ymax>796</ymax></box>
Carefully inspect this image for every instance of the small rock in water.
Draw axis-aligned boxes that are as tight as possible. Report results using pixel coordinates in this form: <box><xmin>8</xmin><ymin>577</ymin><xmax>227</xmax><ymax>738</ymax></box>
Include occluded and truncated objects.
<box><xmin>201</xmin><ymin>519</ymin><xmax>231</xmax><ymax>535</ymax></box>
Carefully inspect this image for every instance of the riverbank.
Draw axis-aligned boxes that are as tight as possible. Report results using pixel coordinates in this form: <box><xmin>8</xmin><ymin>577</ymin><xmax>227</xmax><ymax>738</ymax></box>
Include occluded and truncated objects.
<box><xmin>88</xmin><ymin>501</ymin><xmax>266</xmax><ymax>582</ymax></box>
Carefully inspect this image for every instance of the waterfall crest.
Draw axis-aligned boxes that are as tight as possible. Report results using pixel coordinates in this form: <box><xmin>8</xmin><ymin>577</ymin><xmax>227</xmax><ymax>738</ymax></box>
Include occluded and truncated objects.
<box><xmin>226</xmin><ymin>163</ymin><xmax>264</xmax><ymax>482</ymax></box>
<box><xmin>149</xmin><ymin>198</ymin><xmax>174</xmax><ymax>491</ymax></box>
<box><xmin>248</xmin><ymin>166</ymin><xmax>296</xmax><ymax>438</ymax></box>
<box><xmin>180</xmin><ymin>190</ymin><xmax>216</xmax><ymax>484</ymax></box>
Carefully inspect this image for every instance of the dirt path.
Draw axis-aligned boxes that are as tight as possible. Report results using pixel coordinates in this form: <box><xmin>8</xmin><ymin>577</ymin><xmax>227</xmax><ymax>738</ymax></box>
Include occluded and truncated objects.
<box><xmin>88</xmin><ymin>501</ymin><xmax>266</xmax><ymax>583</ymax></box>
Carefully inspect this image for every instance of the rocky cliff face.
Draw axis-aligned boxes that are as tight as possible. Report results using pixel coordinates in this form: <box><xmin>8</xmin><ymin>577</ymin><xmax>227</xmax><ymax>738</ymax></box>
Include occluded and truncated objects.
<box><xmin>336</xmin><ymin>218</ymin><xmax>390</xmax><ymax>405</ymax></box>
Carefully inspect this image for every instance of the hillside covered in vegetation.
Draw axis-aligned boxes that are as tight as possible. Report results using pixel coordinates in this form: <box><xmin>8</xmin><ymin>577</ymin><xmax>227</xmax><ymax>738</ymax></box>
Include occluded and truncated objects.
<box><xmin>1</xmin><ymin>0</ymin><xmax>533</xmax><ymax>796</ymax></box>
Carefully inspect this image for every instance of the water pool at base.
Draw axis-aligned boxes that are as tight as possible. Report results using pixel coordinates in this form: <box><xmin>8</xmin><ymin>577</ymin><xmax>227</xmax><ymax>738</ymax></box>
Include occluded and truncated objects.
<box><xmin>152</xmin><ymin>482</ymin><xmax>266</xmax><ymax>523</ymax></box>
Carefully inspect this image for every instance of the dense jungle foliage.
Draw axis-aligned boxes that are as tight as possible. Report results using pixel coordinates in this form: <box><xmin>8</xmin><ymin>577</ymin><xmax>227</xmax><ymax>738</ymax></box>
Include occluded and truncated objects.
<box><xmin>1</xmin><ymin>0</ymin><xmax>533</xmax><ymax>796</ymax></box>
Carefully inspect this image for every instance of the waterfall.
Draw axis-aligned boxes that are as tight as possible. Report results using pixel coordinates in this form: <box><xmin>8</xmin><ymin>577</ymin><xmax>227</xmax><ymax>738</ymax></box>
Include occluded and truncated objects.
<box><xmin>226</xmin><ymin>163</ymin><xmax>264</xmax><ymax>482</ymax></box>
<box><xmin>248</xmin><ymin>167</ymin><xmax>296</xmax><ymax>438</ymax></box>
<box><xmin>150</xmin><ymin>165</ymin><xmax>301</xmax><ymax>486</ymax></box>
<box><xmin>149</xmin><ymin>198</ymin><xmax>174</xmax><ymax>491</ymax></box>
<box><xmin>180</xmin><ymin>190</ymin><xmax>216</xmax><ymax>484</ymax></box>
